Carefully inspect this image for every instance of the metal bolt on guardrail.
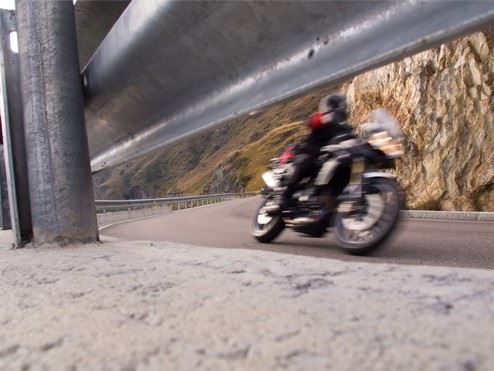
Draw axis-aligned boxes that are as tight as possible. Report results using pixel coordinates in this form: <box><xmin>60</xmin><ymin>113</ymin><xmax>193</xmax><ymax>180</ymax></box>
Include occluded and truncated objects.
<box><xmin>95</xmin><ymin>192</ymin><xmax>257</xmax><ymax>213</ymax></box>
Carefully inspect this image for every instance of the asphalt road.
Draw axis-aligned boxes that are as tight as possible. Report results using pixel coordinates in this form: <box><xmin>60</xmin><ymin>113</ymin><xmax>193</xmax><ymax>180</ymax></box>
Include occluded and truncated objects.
<box><xmin>102</xmin><ymin>197</ymin><xmax>494</xmax><ymax>269</ymax></box>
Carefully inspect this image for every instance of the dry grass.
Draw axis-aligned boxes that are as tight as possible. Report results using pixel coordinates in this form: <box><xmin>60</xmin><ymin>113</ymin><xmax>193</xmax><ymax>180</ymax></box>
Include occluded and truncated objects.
<box><xmin>93</xmin><ymin>86</ymin><xmax>339</xmax><ymax>198</ymax></box>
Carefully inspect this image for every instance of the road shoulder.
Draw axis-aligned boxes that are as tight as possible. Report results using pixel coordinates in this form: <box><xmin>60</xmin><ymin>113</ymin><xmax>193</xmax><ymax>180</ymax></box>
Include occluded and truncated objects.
<box><xmin>0</xmin><ymin>236</ymin><xmax>493</xmax><ymax>370</ymax></box>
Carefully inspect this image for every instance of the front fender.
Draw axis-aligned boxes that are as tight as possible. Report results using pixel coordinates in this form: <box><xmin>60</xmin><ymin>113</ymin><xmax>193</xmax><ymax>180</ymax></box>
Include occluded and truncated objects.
<box><xmin>363</xmin><ymin>172</ymin><xmax>396</xmax><ymax>180</ymax></box>
<box><xmin>337</xmin><ymin>171</ymin><xmax>397</xmax><ymax>203</ymax></box>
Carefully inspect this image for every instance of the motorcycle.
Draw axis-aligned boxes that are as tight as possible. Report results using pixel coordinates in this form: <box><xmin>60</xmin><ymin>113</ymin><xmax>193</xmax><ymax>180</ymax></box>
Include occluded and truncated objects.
<box><xmin>251</xmin><ymin>109</ymin><xmax>404</xmax><ymax>255</ymax></box>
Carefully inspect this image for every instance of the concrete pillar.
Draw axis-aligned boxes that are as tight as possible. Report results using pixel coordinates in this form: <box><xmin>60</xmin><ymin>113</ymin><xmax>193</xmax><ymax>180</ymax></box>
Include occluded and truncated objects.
<box><xmin>16</xmin><ymin>0</ymin><xmax>98</xmax><ymax>245</ymax></box>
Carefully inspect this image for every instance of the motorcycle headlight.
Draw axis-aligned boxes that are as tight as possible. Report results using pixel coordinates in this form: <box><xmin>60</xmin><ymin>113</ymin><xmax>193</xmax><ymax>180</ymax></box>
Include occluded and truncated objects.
<box><xmin>262</xmin><ymin>171</ymin><xmax>280</xmax><ymax>188</ymax></box>
<box><xmin>368</xmin><ymin>131</ymin><xmax>404</xmax><ymax>158</ymax></box>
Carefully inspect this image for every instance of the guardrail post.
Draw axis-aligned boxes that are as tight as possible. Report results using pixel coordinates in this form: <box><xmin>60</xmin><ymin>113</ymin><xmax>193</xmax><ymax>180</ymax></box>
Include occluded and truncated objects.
<box><xmin>16</xmin><ymin>0</ymin><xmax>98</xmax><ymax>245</ymax></box>
<box><xmin>0</xmin><ymin>10</ymin><xmax>33</xmax><ymax>245</ymax></box>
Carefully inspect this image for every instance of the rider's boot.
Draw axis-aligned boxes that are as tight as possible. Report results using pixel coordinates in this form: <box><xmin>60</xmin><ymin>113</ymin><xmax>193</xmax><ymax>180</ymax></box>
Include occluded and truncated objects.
<box><xmin>279</xmin><ymin>184</ymin><xmax>297</xmax><ymax>211</ymax></box>
<box><xmin>266</xmin><ymin>186</ymin><xmax>295</xmax><ymax>215</ymax></box>
<box><xmin>296</xmin><ymin>194</ymin><xmax>336</xmax><ymax>223</ymax></box>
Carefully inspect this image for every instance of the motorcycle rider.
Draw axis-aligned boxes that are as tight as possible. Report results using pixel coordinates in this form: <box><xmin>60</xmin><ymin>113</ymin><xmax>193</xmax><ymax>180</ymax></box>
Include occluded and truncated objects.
<box><xmin>278</xmin><ymin>93</ymin><xmax>354</xmax><ymax>218</ymax></box>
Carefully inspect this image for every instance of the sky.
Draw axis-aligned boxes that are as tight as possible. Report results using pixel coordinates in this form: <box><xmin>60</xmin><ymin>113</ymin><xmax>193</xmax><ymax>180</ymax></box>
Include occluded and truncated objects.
<box><xmin>0</xmin><ymin>0</ymin><xmax>77</xmax><ymax>10</ymax></box>
<box><xmin>0</xmin><ymin>0</ymin><xmax>14</xmax><ymax>10</ymax></box>
<box><xmin>0</xmin><ymin>0</ymin><xmax>16</xmax><ymax>52</ymax></box>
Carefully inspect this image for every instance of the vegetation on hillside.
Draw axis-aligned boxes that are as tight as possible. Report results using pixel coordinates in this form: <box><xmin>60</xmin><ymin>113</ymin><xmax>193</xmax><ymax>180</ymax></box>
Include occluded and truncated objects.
<box><xmin>92</xmin><ymin>89</ymin><xmax>329</xmax><ymax>199</ymax></box>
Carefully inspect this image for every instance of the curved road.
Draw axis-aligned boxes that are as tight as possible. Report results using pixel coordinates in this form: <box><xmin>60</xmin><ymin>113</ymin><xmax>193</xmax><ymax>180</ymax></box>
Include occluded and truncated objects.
<box><xmin>102</xmin><ymin>197</ymin><xmax>494</xmax><ymax>269</ymax></box>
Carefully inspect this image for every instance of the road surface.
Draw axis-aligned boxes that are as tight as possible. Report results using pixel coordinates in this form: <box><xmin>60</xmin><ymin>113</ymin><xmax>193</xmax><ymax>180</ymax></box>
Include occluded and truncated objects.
<box><xmin>102</xmin><ymin>197</ymin><xmax>494</xmax><ymax>269</ymax></box>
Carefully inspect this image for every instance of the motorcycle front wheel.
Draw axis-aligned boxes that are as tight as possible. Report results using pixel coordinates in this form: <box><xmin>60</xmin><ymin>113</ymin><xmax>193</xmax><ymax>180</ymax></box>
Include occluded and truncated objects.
<box><xmin>334</xmin><ymin>177</ymin><xmax>401</xmax><ymax>255</ymax></box>
<box><xmin>251</xmin><ymin>196</ymin><xmax>285</xmax><ymax>243</ymax></box>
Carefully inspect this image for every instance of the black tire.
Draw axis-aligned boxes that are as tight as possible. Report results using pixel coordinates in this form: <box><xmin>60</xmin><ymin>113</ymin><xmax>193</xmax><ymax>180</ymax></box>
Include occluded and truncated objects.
<box><xmin>251</xmin><ymin>197</ymin><xmax>285</xmax><ymax>243</ymax></box>
<box><xmin>334</xmin><ymin>177</ymin><xmax>401</xmax><ymax>255</ymax></box>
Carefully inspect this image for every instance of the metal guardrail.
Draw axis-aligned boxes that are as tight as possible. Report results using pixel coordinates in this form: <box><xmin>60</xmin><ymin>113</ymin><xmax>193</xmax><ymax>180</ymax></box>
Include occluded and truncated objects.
<box><xmin>95</xmin><ymin>192</ymin><xmax>257</xmax><ymax>213</ymax></box>
<box><xmin>94</xmin><ymin>193</ymin><xmax>494</xmax><ymax>219</ymax></box>
<box><xmin>401</xmin><ymin>210</ymin><xmax>494</xmax><ymax>222</ymax></box>
<box><xmin>84</xmin><ymin>0</ymin><xmax>494</xmax><ymax>171</ymax></box>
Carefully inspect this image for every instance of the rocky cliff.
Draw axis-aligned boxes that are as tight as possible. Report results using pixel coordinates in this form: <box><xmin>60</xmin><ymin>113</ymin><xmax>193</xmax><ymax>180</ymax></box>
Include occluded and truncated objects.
<box><xmin>345</xmin><ymin>29</ymin><xmax>494</xmax><ymax>211</ymax></box>
<box><xmin>93</xmin><ymin>29</ymin><xmax>494</xmax><ymax>211</ymax></box>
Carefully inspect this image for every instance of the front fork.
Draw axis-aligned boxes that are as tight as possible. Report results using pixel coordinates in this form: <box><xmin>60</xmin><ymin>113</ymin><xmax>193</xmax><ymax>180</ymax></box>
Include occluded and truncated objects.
<box><xmin>337</xmin><ymin>157</ymin><xmax>366</xmax><ymax>214</ymax></box>
<box><xmin>349</xmin><ymin>157</ymin><xmax>366</xmax><ymax>196</ymax></box>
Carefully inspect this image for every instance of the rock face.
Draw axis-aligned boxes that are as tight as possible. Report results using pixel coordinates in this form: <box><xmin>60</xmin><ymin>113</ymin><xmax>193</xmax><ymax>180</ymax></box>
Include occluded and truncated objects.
<box><xmin>205</xmin><ymin>164</ymin><xmax>243</xmax><ymax>194</ymax></box>
<box><xmin>345</xmin><ymin>30</ymin><xmax>494</xmax><ymax>211</ymax></box>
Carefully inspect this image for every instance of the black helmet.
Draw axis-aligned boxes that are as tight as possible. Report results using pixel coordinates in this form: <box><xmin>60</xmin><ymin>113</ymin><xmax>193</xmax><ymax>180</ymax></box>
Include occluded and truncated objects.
<box><xmin>326</xmin><ymin>93</ymin><xmax>347</xmax><ymax>112</ymax></box>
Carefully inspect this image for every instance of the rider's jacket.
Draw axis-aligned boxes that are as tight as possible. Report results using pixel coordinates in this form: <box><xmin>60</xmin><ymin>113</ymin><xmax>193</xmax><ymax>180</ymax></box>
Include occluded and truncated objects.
<box><xmin>297</xmin><ymin>110</ymin><xmax>353</xmax><ymax>157</ymax></box>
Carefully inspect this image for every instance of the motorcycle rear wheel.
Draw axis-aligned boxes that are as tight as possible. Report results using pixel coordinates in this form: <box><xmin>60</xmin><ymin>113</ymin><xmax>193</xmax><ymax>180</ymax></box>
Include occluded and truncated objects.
<box><xmin>334</xmin><ymin>177</ymin><xmax>401</xmax><ymax>255</ymax></box>
<box><xmin>251</xmin><ymin>196</ymin><xmax>285</xmax><ymax>243</ymax></box>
